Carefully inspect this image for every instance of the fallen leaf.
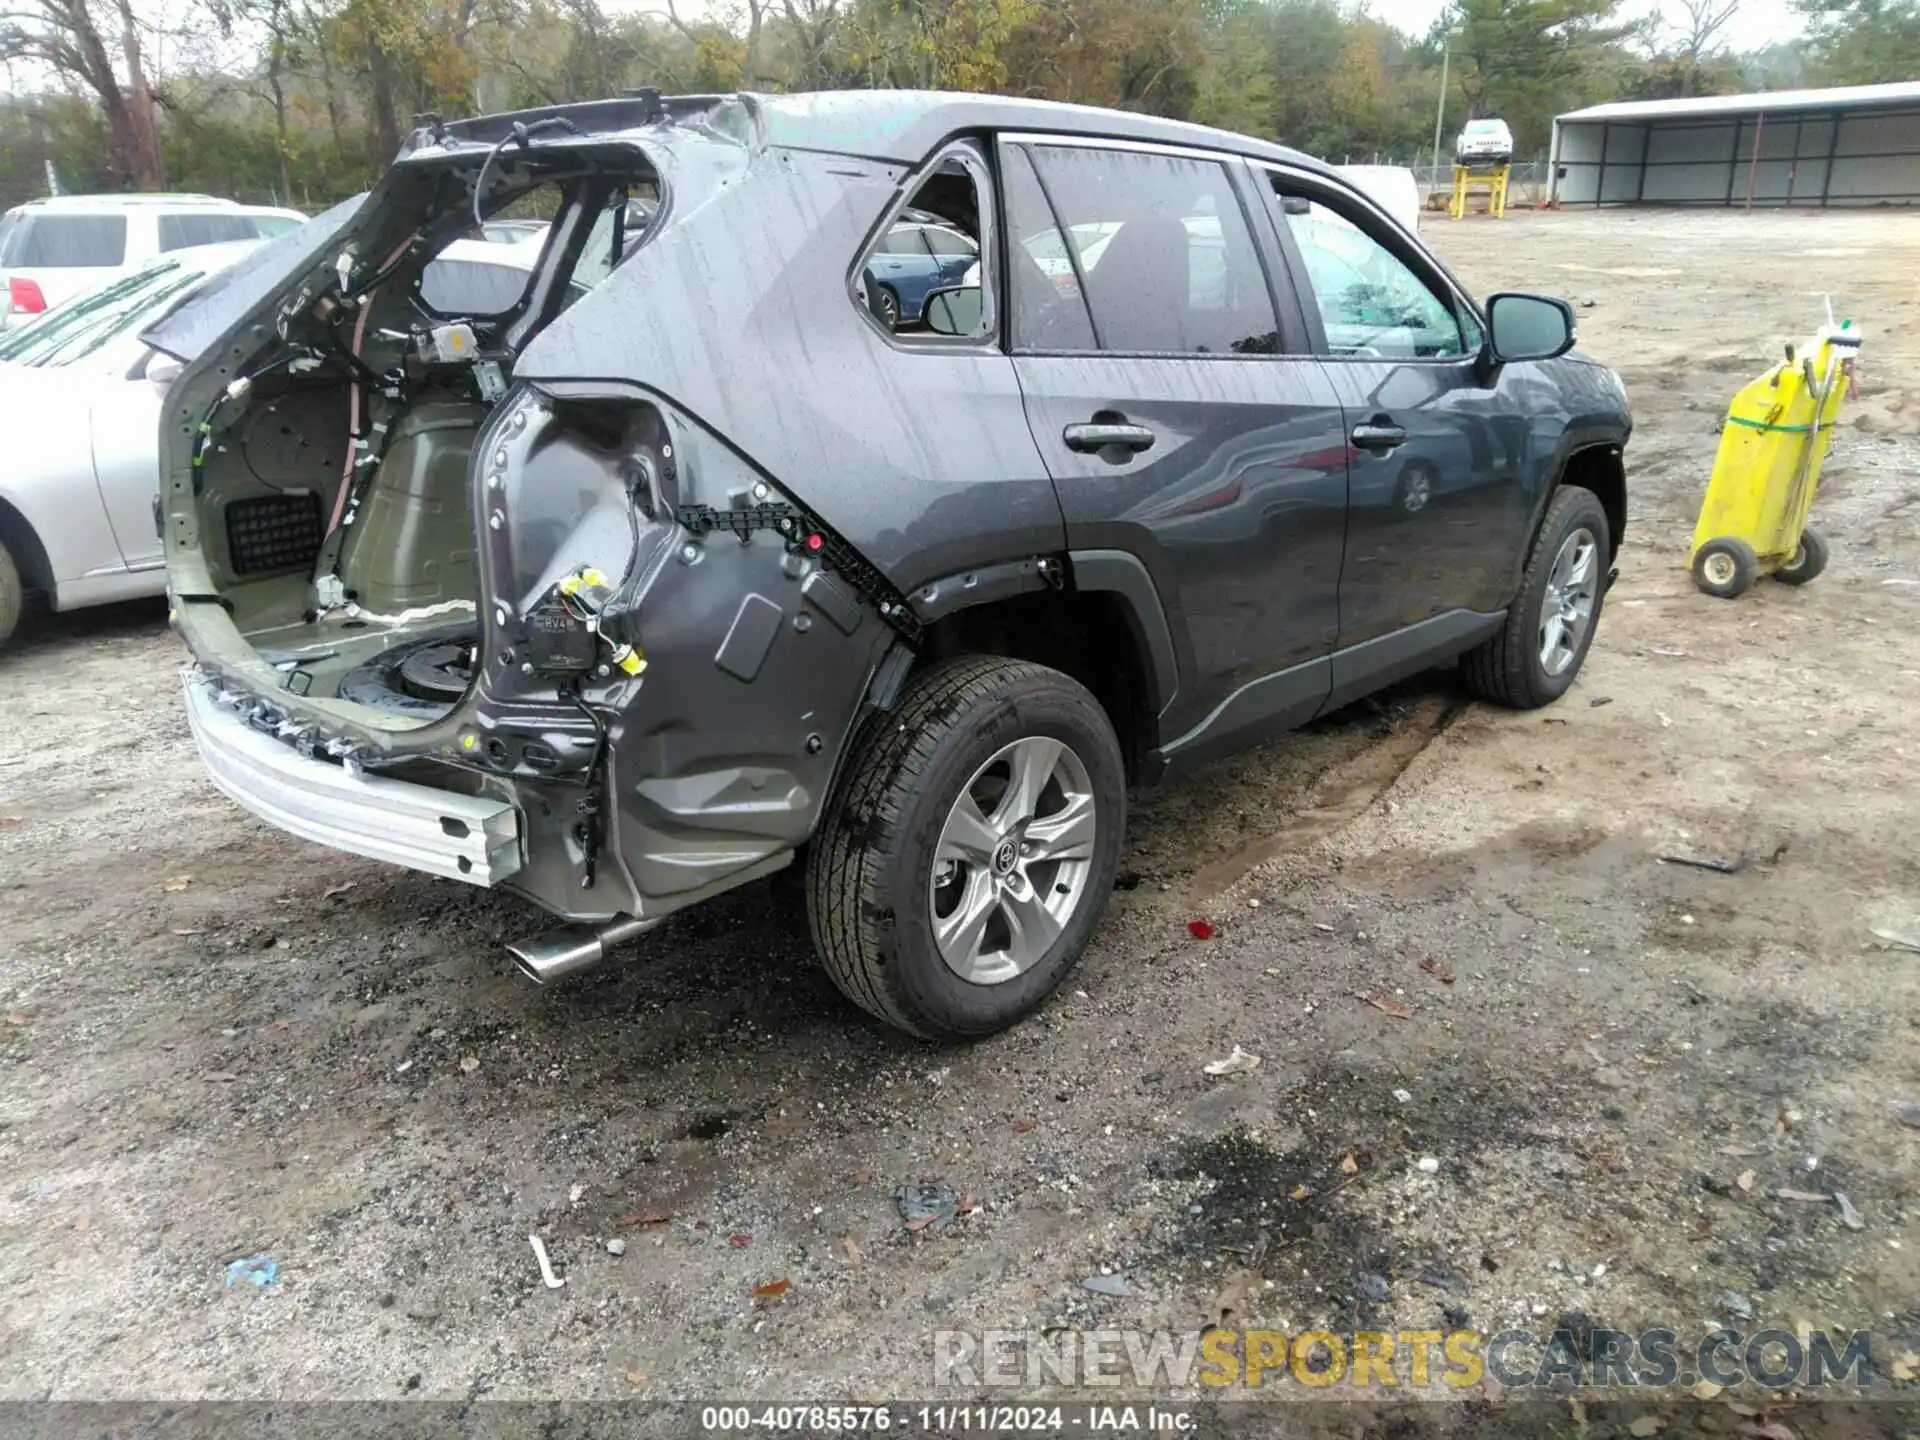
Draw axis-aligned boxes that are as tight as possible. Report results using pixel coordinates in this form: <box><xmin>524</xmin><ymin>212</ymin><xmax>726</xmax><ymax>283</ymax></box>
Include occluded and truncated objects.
<box><xmin>0</xmin><ymin>816</ymin><xmax>22</xmax><ymax>828</ymax></box>
<box><xmin>1203</xmin><ymin>1045</ymin><xmax>1261</xmax><ymax>1076</ymax></box>
<box><xmin>1288</xmin><ymin>1184</ymin><xmax>1311</xmax><ymax>1201</ymax></box>
<box><xmin>5</xmin><ymin>1011</ymin><xmax>27</xmax><ymax>1026</ymax></box>
<box><xmin>853</xmin><ymin>1170</ymin><xmax>873</xmax><ymax>1187</ymax></box>
<box><xmin>204</xmin><ymin>1071</ymin><xmax>239</xmax><ymax>1083</ymax></box>
<box><xmin>624</xmin><ymin>1370</ymin><xmax>649</xmax><ymax>1387</ymax></box>
<box><xmin>729</xmin><ymin>1233</ymin><xmax>754</xmax><ymax>1247</ymax></box>
<box><xmin>1208</xmin><ymin>1267</ymin><xmax>1259</xmax><ymax>1328</ymax></box>
<box><xmin>1744</xmin><ymin>1424</ymin><xmax>1798</xmax><ymax>1440</ymax></box>
<box><xmin>752</xmin><ymin>1277</ymin><xmax>791</xmax><ymax>1300</ymax></box>
<box><xmin>1776</xmin><ymin>1188</ymin><xmax>1830</xmax><ymax>1203</ymax></box>
<box><xmin>458</xmin><ymin>1056</ymin><xmax>480</xmax><ymax>1073</ymax></box>
<box><xmin>1366</xmin><ymin>995</ymin><xmax>1413</xmax><ymax>1020</ymax></box>
<box><xmin>1629</xmin><ymin>1417</ymin><xmax>1663</xmax><ymax>1437</ymax></box>
<box><xmin>270</xmin><ymin>1018</ymin><xmax>292</xmax><ymax>1031</ymax></box>
<box><xmin>1186</xmin><ymin>920</ymin><xmax>1216</xmax><ymax>940</ymax></box>
<box><xmin>616</xmin><ymin>1208</ymin><xmax>674</xmax><ymax>1229</ymax></box>
<box><xmin>163</xmin><ymin>877</ymin><xmax>192</xmax><ymax>892</ymax></box>
<box><xmin>1718</xmin><ymin>1145</ymin><xmax>1760</xmax><ymax>1156</ymax></box>
<box><xmin>960</xmin><ymin>1193</ymin><xmax>979</xmax><ymax>1213</ymax></box>
<box><xmin>171</xmin><ymin>928</ymin><xmax>204</xmax><ymax>937</ymax></box>
<box><xmin>1419</xmin><ymin>957</ymin><xmax>1456</xmax><ymax>984</ymax></box>
<box><xmin>1737</xmin><ymin>1170</ymin><xmax>1755</xmax><ymax>1192</ymax></box>
<box><xmin>841</xmin><ymin>1236</ymin><xmax>864</xmax><ymax>1267</ymax></box>
<box><xmin>1013</xmin><ymin>1117</ymin><xmax>1037</xmax><ymax>1134</ymax></box>
<box><xmin>1339</xmin><ymin>1153</ymin><xmax>1359</xmax><ymax>1176</ymax></box>
<box><xmin>903</xmin><ymin>1215</ymin><xmax>938</xmax><ymax>1233</ymax></box>
<box><xmin>1891</xmin><ymin>1352</ymin><xmax>1920</xmax><ymax>1383</ymax></box>
<box><xmin>323</xmin><ymin>881</ymin><xmax>357</xmax><ymax>899</ymax></box>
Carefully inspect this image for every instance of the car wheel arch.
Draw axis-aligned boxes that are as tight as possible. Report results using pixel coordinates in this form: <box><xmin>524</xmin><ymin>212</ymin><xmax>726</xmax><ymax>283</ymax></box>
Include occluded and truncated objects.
<box><xmin>853</xmin><ymin>556</ymin><xmax>1174</xmax><ymax>787</ymax></box>
<box><xmin>0</xmin><ymin>496</ymin><xmax>54</xmax><ymax>600</ymax></box>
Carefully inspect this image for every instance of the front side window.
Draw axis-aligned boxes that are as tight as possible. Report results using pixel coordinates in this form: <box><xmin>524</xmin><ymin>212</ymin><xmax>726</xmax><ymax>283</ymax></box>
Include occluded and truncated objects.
<box><xmin>1272</xmin><ymin>183</ymin><xmax>1466</xmax><ymax>360</ymax></box>
<box><xmin>854</xmin><ymin>145</ymin><xmax>994</xmax><ymax>341</ymax></box>
<box><xmin>3</xmin><ymin>215</ymin><xmax>128</xmax><ymax>267</ymax></box>
<box><xmin>1019</xmin><ymin>145</ymin><xmax>1279</xmax><ymax>356</ymax></box>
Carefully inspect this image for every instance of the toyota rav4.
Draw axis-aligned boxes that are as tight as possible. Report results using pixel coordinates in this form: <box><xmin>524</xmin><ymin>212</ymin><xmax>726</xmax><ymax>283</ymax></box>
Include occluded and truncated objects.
<box><xmin>154</xmin><ymin>90</ymin><xmax>1631</xmax><ymax>1040</ymax></box>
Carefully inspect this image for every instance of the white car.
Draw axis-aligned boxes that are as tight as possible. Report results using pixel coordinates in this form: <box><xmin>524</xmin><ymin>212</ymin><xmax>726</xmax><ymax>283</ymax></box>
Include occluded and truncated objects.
<box><xmin>1337</xmin><ymin>165</ymin><xmax>1422</xmax><ymax>233</ymax></box>
<box><xmin>0</xmin><ymin>194</ymin><xmax>306</xmax><ymax>327</ymax></box>
<box><xmin>1455</xmin><ymin>118</ymin><xmax>1515</xmax><ymax>167</ymax></box>
<box><xmin>0</xmin><ymin>234</ymin><xmax>546</xmax><ymax>648</ymax></box>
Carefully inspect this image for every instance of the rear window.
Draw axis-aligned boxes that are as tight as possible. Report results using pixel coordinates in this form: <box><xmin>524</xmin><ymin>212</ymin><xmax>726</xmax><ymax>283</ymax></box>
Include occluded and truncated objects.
<box><xmin>2</xmin><ymin>215</ymin><xmax>128</xmax><ymax>267</ymax></box>
<box><xmin>250</xmin><ymin>215</ymin><xmax>304</xmax><ymax>238</ymax></box>
<box><xmin>159</xmin><ymin>213</ymin><xmax>263</xmax><ymax>250</ymax></box>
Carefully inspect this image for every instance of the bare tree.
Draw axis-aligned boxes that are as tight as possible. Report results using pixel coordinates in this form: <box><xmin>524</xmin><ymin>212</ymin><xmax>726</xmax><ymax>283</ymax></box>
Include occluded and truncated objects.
<box><xmin>1678</xmin><ymin>0</ymin><xmax>1741</xmax><ymax>65</ymax></box>
<box><xmin>0</xmin><ymin>0</ymin><xmax>166</xmax><ymax>186</ymax></box>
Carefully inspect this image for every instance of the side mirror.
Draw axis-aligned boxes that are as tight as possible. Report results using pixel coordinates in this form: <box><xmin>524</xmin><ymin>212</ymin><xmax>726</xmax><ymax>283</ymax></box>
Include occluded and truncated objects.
<box><xmin>1486</xmin><ymin>292</ymin><xmax>1575</xmax><ymax>363</ymax></box>
<box><xmin>922</xmin><ymin>285</ymin><xmax>984</xmax><ymax>338</ymax></box>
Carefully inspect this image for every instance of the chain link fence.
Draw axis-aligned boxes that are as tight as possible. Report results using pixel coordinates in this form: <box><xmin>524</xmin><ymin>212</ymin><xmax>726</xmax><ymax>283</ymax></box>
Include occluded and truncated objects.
<box><xmin>1342</xmin><ymin>160</ymin><xmax>1553</xmax><ymax>211</ymax></box>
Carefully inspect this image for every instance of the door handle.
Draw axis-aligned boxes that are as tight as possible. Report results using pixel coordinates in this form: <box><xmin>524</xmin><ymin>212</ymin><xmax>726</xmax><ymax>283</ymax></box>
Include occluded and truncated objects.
<box><xmin>1064</xmin><ymin>422</ymin><xmax>1156</xmax><ymax>455</ymax></box>
<box><xmin>1351</xmin><ymin>418</ymin><xmax>1408</xmax><ymax>453</ymax></box>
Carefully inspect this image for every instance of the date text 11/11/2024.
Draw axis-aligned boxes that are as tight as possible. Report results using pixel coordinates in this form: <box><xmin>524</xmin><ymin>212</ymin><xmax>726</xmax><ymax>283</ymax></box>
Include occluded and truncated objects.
<box><xmin>700</xmin><ymin>1405</ymin><xmax>1196</xmax><ymax>1432</ymax></box>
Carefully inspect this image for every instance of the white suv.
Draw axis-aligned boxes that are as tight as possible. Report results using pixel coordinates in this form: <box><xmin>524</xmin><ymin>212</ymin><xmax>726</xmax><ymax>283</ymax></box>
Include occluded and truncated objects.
<box><xmin>1455</xmin><ymin>118</ymin><xmax>1515</xmax><ymax>167</ymax></box>
<box><xmin>0</xmin><ymin>194</ymin><xmax>307</xmax><ymax>326</ymax></box>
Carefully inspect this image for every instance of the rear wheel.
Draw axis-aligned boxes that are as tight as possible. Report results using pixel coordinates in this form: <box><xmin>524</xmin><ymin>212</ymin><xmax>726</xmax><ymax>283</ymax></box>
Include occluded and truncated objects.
<box><xmin>0</xmin><ymin>539</ymin><xmax>20</xmax><ymax>649</ymax></box>
<box><xmin>874</xmin><ymin>285</ymin><xmax>900</xmax><ymax>331</ymax></box>
<box><xmin>1691</xmin><ymin>537</ymin><xmax>1758</xmax><ymax>599</ymax></box>
<box><xmin>1463</xmin><ymin>485</ymin><xmax>1610</xmax><ymax>709</ymax></box>
<box><xmin>1773</xmin><ymin>526</ymin><xmax>1829</xmax><ymax>586</ymax></box>
<box><xmin>806</xmin><ymin>657</ymin><xmax>1126</xmax><ymax>1040</ymax></box>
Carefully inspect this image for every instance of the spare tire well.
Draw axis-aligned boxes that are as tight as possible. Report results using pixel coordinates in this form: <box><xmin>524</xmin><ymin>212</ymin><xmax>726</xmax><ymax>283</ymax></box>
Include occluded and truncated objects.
<box><xmin>915</xmin><ymin>591</ymin><xmax>1155</xmax><ymax>783</ymax></box>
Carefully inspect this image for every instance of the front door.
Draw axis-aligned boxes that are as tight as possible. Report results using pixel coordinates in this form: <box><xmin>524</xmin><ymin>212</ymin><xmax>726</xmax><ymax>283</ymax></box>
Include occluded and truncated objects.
<box><xmin>1001</xmin><ymin>138</ymin><xmax>1350</xmax><ymax>766</ymax></box>
<box><xmin>1258</xmin><ymin>172</ymin><xmax>1530</xmax><ymax>658</ymax></box>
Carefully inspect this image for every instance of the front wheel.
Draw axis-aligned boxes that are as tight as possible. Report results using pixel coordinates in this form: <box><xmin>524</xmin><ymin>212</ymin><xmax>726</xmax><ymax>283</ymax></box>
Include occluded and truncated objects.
<box><xmin>1463</xmin><ymin>485</ymin><xmax>1611</xmax><ymax>708</ymax></box>
<box><xmin>806</xmin><ymin>657</ymin><xmax>1126</xmax><ymax>1040</ymax></box>
<box><xmin>1691</xmin><ymin>536</ymin><xmax>1758</xmax><ymax>599</ymax></box>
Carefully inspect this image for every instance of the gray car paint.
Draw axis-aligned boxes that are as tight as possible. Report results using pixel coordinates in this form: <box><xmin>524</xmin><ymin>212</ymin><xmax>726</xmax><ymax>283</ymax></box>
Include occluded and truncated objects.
<box><xmin>155</xmin><ymin>89</ymin><xmax>1630</xmax><ymax>925</ymax></box>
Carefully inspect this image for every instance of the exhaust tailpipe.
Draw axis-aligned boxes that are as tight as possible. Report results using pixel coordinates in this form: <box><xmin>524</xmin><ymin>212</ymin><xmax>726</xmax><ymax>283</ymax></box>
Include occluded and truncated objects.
<box><xmin>507</xmin><ymin>916</ymin><xmax>660</xmax><ymax>985</ymax></box>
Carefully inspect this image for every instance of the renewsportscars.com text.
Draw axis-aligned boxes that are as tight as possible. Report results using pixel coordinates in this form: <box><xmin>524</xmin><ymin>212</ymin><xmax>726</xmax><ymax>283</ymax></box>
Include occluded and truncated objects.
<box><xmin>933</xmin><ymin>1326</ymin><xmax>1876</xmax><ymax>1391</ymax></box>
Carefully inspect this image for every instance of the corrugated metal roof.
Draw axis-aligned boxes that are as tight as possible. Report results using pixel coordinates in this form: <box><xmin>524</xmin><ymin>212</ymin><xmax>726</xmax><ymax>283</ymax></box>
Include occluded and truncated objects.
<box><xmin>1557</xmin><ymin>81</ymin><xmax>1920</xmax><ymax>125</ymax></box>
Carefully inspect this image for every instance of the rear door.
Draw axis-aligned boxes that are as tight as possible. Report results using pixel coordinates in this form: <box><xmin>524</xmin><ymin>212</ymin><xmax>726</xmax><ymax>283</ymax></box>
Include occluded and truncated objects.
<box><xmin>1</xmin><ymin>212</ymin><xmax>130</xmax><ymax>319</ymax></box>
<box><xmin>1257</xmin><ymin>166</ymin><xmax>1527</xmax><ymax>682</ymax></box>
<box><xmin>1001</xmin><ymin>136</ymin><xmax>1348</xmax><ymax>766</ymax></box>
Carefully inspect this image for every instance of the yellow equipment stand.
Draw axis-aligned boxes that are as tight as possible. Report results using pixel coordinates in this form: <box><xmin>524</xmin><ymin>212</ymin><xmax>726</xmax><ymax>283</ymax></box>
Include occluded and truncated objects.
<box><xmin>1449</xmin><ymin>162</ymin><xmax>1509</xmax><ymax>219</ymax></box>
<box><xmin>1689</xmin><ymin>319</ymin><xmax>1863</xmax><ymax>598</ymax></box>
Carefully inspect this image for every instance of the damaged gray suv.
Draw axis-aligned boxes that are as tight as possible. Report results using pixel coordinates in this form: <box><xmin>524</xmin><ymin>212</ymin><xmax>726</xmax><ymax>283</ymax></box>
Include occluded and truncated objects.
<box><xmin>156</xmin><ymin>90</ymin><xmax>1631</xmax><ymax>1040</ymax></box>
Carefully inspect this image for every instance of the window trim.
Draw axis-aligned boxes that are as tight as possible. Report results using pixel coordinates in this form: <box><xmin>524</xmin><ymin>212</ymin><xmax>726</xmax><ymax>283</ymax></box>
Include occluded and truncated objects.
<box><xmin>849</xmin><ymin>139</ymin><xmax>999</xmax><ymax>351</ymax></box>
<box><xmin>1252</xmin><ymin>161</ymin><xmax>1487</xmax><ymax>366</ymax></box>
<box><xmin>997</xmin><ymin>136</ymin><xmax>1300</xmax><ymax>362</ymax></box>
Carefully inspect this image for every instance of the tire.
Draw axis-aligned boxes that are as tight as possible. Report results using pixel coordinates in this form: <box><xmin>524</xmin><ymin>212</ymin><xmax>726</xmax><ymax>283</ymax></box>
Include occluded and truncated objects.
<box><xmin>0</xmin><ymin>538</ymin><xmax>20</xmax><ymax>649</ymax></box>
<box><xmin>1463</xmin><ymin>485</ymin><xmax>1611</xmax><ymax>709</ymax></box>
<box><xmin>1773</xmin><ymin>525</ymin><xmax>1829</xmax><ymax>586</ymax></box>
<box><xmin>1691</xmin><ymin>536</ymin><xmax>1758</xmax><ymax>599</ymax></box>
<box><xmin>806</xmin><ymin>656</ymin><xmax>1126</xmax><ymax>1040</ymax></box>
<box><xmin>874</xmin><ymin>285</ymin><xmax>900</xmax><ymax>331</ymax></box>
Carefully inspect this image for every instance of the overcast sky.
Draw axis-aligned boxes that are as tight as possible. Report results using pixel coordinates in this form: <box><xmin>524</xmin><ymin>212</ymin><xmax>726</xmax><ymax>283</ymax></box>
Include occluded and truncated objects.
<box><xmin>1366</xmin><ymin>0</ymin><xmax>1803</xmax><ymax>44</ymax></box>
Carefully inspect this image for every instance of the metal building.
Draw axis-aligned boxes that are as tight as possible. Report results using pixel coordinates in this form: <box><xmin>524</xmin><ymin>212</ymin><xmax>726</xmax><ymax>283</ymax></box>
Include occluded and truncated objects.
<box><xmin>1549</xmin><ymin>81</ymin><xmax>1920</xmax><ymax>208</ymax></box>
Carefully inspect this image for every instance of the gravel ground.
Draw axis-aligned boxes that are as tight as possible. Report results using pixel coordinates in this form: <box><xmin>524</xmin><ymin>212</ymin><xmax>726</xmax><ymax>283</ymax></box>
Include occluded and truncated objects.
<box><xmin>3</xmin><ymin>208</ymin><xmax>1920</xmax><ymax>1430</ymax></box>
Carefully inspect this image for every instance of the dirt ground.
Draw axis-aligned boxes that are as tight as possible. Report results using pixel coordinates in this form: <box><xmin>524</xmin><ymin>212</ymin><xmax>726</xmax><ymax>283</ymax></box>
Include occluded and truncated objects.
<box><xmin>3</xmin><ymin>209</ymin><xmax>1920</xmax><ymax>1424</ymax></box>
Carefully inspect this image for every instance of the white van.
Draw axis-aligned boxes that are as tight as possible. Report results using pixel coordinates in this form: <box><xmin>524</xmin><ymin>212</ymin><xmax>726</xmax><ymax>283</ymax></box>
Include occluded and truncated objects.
<box><xmin>0</xmin><ymin>194</ymin><xmax>307</xmax><ymax>326</ymax></box>
<box><xmin>1336</xmin><ymin>165</ymin><xmax>1423</xmax><ymax>234</ymax></box>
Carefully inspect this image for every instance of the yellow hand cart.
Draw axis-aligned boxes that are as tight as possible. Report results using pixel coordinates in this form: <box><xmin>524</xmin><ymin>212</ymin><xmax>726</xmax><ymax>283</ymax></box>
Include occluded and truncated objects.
<box><xmin>1689</xmin><ymin>316</ymin><xmax>1862</xmax><ymax>598</ymax></box>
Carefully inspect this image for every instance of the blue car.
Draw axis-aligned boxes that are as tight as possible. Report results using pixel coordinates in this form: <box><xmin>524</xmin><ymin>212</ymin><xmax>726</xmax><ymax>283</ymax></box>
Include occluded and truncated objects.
<box><xmin>861</xmin><ymin>210</ymin><xmax>979</xmax><ymax>329</ymax></box>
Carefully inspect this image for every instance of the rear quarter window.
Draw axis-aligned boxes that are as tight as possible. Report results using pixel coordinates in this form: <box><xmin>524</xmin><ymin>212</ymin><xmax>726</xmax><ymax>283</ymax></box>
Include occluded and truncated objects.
<box><xmin>3</xmin><ymin>215</ymin><xmax>128</xmax><ymax>267</ymax></box>
<box><xmin>159</xmin><ymin>214</ymin><xmax>263</xmax><ymax>250</ymax></box>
